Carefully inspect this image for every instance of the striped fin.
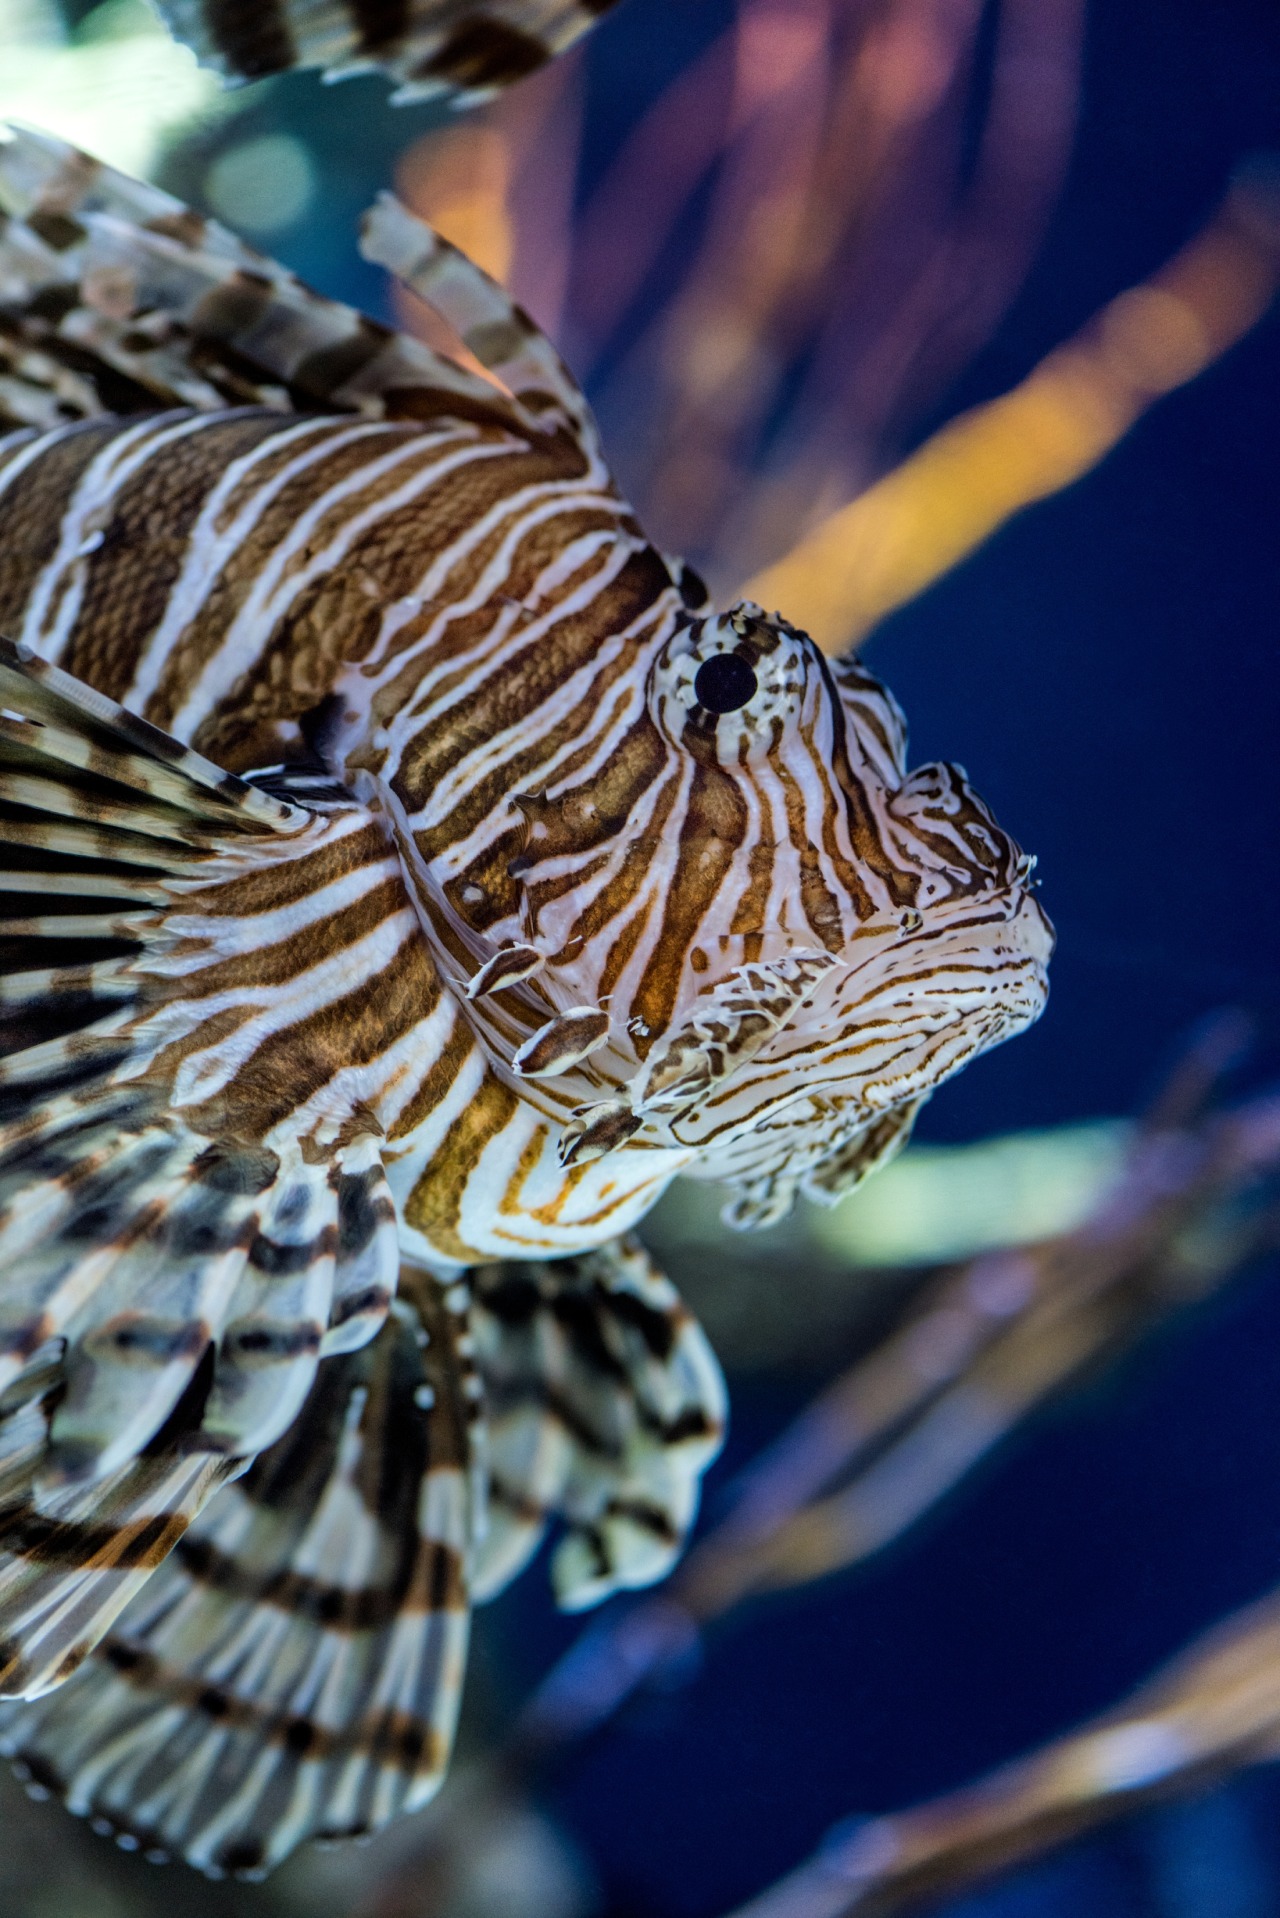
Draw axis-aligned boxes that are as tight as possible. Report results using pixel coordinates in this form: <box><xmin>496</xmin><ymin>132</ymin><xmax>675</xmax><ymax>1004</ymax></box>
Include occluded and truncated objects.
<box><xmin>0</xmin><ymin>122</ymin><xmax>546</xmax><ymax>431</ymax></box>
<box><xmin>149</xmin><ymin>0</ymin><xmax>619</xmax><ymax>101</ymax></box>
<box><xmin>0</xmin><ymin>1268</ymin><xmax>476</xmax><ymax>1877</ymax></box>
<box><xmin>361</xmin><ymin>192</ymin><xmax>597</xmax><ymax>443</ymax></box>
<box><xmin>0</xmin><ymin>1447</ymin><xmax>242</xmax><ymax>1700</ymax></box>
<box><xmin>0</xmin><ymin>636</ymin><xmax>407</xmax><ymax>1511</ymax></box>
<box><xmin>469</xmin><ymin>1235</ymin><xmax>726</xmax><ymax>1612</ymax></box>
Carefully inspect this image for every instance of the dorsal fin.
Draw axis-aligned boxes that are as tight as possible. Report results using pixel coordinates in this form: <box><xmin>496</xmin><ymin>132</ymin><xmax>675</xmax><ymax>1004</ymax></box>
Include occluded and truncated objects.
<box><xmin>0</xmin><ymin>122</ymin><xmax>572</xmax><ymax>441</ymax></box>
<box><xmin>150</xmin><ymin>0</ymin><xmax>620</xmax><ymax>103</ymax></box>
<box><xmin>361</xmin><ymin>191</ymin><xmax>599</xmax><ymax>449</ymax></box>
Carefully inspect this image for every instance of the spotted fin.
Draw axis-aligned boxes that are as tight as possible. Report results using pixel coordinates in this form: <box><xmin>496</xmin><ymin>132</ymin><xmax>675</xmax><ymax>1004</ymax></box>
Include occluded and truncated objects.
<box><xmin>0</xmin><ymin>1268</ymin><xmax>476</xmax><ymax>1877</ymax></box>
<box><xmin>149</xmin><ymin>0</ymin><xmax>619</xmax><ymax>101</ymax></box>
<box><xmin>0</xmin><ymin>122</ymin><xmax>547</xmax><ymax>432</ymax></box>
<box><xmin>0</xmin><ymin>635</ymin><xmax>412</xmax><ymax>1536</ymax></box>
<box><xmin>468</xmin><ymin>1235</ymin><xmax>726</xmax><ymax>1612</ymax></box>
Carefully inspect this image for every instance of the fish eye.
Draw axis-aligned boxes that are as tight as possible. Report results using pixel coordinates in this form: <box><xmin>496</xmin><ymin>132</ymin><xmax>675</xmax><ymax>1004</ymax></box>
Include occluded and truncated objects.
<box><xmin>694</xmin><ymin>652</ymin><xmax>758</xmax><ymax>714</ymax></box>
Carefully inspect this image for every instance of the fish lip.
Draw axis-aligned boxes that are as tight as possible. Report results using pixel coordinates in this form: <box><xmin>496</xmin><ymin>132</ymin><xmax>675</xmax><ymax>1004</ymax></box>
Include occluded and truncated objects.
<box><xmin>746</xmin><ymin>883</ymin><xmax>1054</xmax><ymax>1103</ymax></box>
<box><xmin>599</xmin><ymin>881</ymin><xmax>1055</xmax><ymax>1147</ymax></box>
<box><xmin>826</xmin><ymin>879</ymin><xmax>1055</xmax><ymax>988</ymax></box>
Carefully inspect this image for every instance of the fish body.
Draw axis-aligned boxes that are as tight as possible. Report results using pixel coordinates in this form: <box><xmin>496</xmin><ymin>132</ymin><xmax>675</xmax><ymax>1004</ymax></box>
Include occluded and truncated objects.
<box><xmin>0</xmin><ymin>123</ymin><xmax>1051</xmax><ymax>1874</ymax></box>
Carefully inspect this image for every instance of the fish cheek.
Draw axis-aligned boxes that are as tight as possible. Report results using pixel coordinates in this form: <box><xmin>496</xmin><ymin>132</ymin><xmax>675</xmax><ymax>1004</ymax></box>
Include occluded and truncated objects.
<box><xmin>625</xmin><ymin>762</ymin><xmax>749</xmax><ymax>1053</ymax></box>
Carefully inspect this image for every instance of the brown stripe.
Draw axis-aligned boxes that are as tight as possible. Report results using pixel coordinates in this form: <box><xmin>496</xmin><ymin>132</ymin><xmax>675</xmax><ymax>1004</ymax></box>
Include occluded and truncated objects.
<box><xmin>771</xmin><ymin>749</ymin><xmax>856</xmax><ymax>949</ymax></box>
<box><xmin>487</xmin><ymin>1473</ymin><xmax>545</xmax><ymax>1523</ymax></box>
<box><xmin>820</xmin><ymin>650</ymin><xmax>915</xmax><ymax>908</ymax></box>
<box><xmin>627</xmin><ymin>758</ymin><xmax>748</xmax><ymax>1053</ymax></box>
<box><xmin>416</xmin><ymin>16</ymin><xmax>547</xmax><ymax>88</ymax></box>
<box><xmin>293</xmin><ymin>319</ymin><xmax>398</xmax><ymax>405</ymax></box>
<box><xmin>393</xmin><ymin>536</ymin><xmax>668</xmax><ymax>825</ymax></box>
<box><xmin>203</xmin><ymin>0</ymin><xmax>297</xmax><ymax>78</ymax></box>
<box><xmin>0</xmin><ymin>420</ymin><xmax>119</xmax><ymax>638</ymax></box>
<box><xmin>181</xmin><ymin>820</ymin><xmax>395</xmax><ymax>917</ymax></box>
<box><xmin>175</xmin><ymin>1529</ymin><xmax>465</xmax><ymax>1627</ymax></box>
<box><xmin>384</xmin><ymin>1003</ymin><xmax>473</xmax><ymax>1143</ymax></box>
<box><xmin>167</xmin><ymin>875</ymin><xmax>413</xmax><ymax>998</ymax></box>
<box><xmin>61</xmin><ymin>414</ymin><xmax>296</xmax><ymax>701</ymax></box>
<box><xmin>361</xmin><ymin>487</ymin><xmax>619</xmax><ymax>734</ymax></box>
<box><xmin>184</xmin><ymin>926</ymin><xmax>443</xmax><ymax>1138</ymax></box>
<box><xmin>149</xmin><ymin>420</ymin><xmax>423</xmax><ymax>736</ymax></box>
<box><xmin>349</xmin><ymin>0</ymin><xmax>409</xmax><ymax>55</ymax></box>
<box><xmin>403</xmin><ymin>1073</ymin><xmax>519</xmax><ymax>1261</ymax></box>
<box><xmin>488</xmin><ymin>1380</ymin><xmax>715</xmax><ymax>1456</ymax></box>
<box><xmin>99</xmin><ymin>1633</ymin><xmax>453</xmax><ymax>1773</ymax></box>
<box><xmin>0</xmin><ymin>1493</ymin><xmax>196</xmax><ymax>1573</ymax></box>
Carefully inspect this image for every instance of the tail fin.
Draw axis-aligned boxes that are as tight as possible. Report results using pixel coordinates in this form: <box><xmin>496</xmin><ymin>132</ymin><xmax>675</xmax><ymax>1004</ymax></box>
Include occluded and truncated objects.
<box><xmin>0</xmin><ymin>636</ymin><xmax>422</xmax><ymax>1682</ymax></box>
<box><xmin>148</xmin><ymin>0</ymin><xmax>618</xmax><ymax>101</ymax></box>
<box><xmin>0</xmin><ymin>1267</ymin><xmax>478</xmax><ymax>1877</ymax></box>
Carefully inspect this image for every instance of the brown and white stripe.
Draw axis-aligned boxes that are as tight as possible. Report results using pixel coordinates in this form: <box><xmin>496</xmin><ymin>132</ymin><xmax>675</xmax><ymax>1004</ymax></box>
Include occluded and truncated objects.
<box><xmin>0</xmin><ymin>122</ymin><xmax>1050</xmax><ymax>1875</ymax></box>
<box><xmin>151</xmin><ymin>0</ymin><xmax>621</xmax><ymax>98</ymax></box>
<box><xmin>0</xmin><ymin>1265</ymin><xmax>478</xmax><ymax>1875</ymax></box>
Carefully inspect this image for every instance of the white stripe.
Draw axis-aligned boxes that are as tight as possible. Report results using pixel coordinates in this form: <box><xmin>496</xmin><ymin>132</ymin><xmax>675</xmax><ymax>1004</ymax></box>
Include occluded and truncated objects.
<box><xmin>166</xmin><ymin>430</ymin><xmax>514</xmax><ymax>737</ymax></box>
<box><xmin>123</xmin><ymin>415</ymin><xmax>382</xmax><ymax>712</ymax></box>
<box><xmin>19</xmin><ymin>413</ymin><xmax>224</xmax><ymax>661</ymax></box>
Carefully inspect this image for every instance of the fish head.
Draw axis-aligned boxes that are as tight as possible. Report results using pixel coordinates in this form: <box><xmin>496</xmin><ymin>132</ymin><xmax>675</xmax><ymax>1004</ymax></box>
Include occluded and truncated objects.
<box><xmin>442</xmin><ymin>600</ymin><xmax>1051</xmax><ymax>1213</ymax></box>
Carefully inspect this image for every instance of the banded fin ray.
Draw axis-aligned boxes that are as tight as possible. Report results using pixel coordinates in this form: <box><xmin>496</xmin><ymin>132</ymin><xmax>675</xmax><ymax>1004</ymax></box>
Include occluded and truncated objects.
<box><xmin>361</xmin><ymin>192</ymin><xmax>598</xmax><ymax>445</ymax></box>
<box><xmin>469</xmin><ymin>1235</ymin><xmax>727</xmax><ymax>1613</ymax></box>
<box><xmin>0</xmin><ymin>1268</ymin><xmax>477</xmax><ymax>1878</ymax></box>
<box><xmin>0</xmin><ymin>123</ymin><xmax>565</xmax><ymax>437</ymax></box>
<box><xmin>0</xmin><ymin>1443</ymin><xmax>242</xmax><ymax>1700</ymax></box>
<box><xmin>0</xmin><ymin>635</ymin><xmax>406</xmax><ymax>1543</ymax></box>
<box><xmin>148</xmin><ymin>0</ymin><xmax>620</xmax><ymax>102</ymax></box>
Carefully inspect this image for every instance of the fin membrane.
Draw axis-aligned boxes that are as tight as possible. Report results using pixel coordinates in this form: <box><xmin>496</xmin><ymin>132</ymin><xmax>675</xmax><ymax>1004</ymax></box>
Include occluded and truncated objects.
<box><xmin>0</xmin><ymin>121</ymin><xmax>586</xmax><ymax>442</ymax></box>
<box><xmin>0</xmin><ymin>1268</ymin><xmax>476</xmax><ymax>1877</ymax></box>
<box><xmin>0</xmin><ymin>636</ymin><xmax>407</xmax><ymax>1678</ymax></box>
<box><xmin>469</xmin><ymin>1234</ymin><xmax>727</xmax><ymax>1611</ymax></box>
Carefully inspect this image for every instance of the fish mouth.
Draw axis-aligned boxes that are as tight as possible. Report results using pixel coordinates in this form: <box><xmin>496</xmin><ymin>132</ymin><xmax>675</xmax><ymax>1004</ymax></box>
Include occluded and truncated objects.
<box><xmin>557</xmin><ymin>883</ymin><xmax>1051</xmax><ymax>1168</ymax></box>
<box><xmin>849</xmin><ymin>884</ymin><xmax>1053</xmax><ymax>1111</ymax></box>
<box><xmin>655</xmin><ymin>881</ymin><xmax>1053</xmax><ymax>1146</ymax></box>
<box><xmin>645</xmin><ymin>882</ymin><xmax>1052</xmax><ymax>1225</ymax></box>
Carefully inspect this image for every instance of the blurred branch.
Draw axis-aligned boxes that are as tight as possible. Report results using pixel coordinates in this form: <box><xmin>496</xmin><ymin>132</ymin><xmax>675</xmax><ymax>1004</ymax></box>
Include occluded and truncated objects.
<box><xmin>355</xmin><ymin>1020</ymin><xmax>1280</xmax><ymax>1916</ymax></box>
<box><xmin>722</xmin><ymin>1586</ymin><xmax>1280</xmax><ymax>1918</ymax></box>
<box><xmin>743</xmin><ymin>159</ymin><xmax>1280</xmax><ymax>654</ymax></box>
<box><xmin>394</xmin><ymin>0</ymin><xmax>1083</xmax><ymax>586</ymax></box>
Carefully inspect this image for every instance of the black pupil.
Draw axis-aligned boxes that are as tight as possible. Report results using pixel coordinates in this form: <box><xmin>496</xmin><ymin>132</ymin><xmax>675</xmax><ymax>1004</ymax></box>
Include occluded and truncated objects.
<box><xmin>694</xmin><ymin>652</ymin><xmax>758</xmax><ymax>714</ymax></box>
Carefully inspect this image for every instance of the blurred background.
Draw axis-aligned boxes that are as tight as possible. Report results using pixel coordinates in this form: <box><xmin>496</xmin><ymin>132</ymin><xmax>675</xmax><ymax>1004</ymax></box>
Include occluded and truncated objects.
<box><xmin>3</xmin><ymin>0</ymin><xmax>1280</xmax><ymax>1913</ymax></box>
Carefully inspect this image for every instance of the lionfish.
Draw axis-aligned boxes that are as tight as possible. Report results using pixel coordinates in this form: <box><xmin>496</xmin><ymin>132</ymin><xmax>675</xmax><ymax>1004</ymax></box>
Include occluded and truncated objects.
<box><xmin>0</xmin><ymin>122</ymin><xmax>1051</xmax><ymax>1877</ymax></box>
